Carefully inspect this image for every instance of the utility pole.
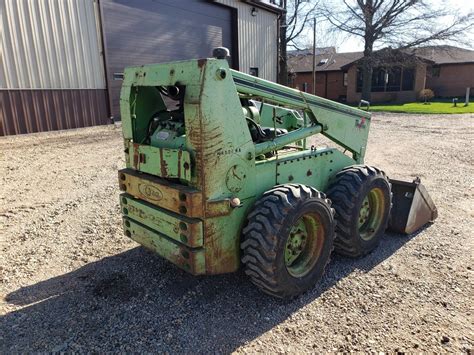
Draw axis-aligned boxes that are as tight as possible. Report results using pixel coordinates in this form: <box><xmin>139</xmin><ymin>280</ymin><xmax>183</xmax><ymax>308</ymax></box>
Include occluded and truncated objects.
<box><xmin>312</xmin><ymin>17</ymin><xmax>316</xmax><ymax>95</ymax></box>
<box><xmin>278</xmin><ymin>0</ymin><xmax>288</xmax><ymax>85</ymax></box>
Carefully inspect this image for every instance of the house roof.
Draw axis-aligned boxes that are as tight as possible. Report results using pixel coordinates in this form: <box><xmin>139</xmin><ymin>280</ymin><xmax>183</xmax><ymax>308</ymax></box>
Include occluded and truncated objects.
<box><xmin>288</xmin><ymin>51</ymin><xmax>363</xmax><ymax>73</ymax></box>
<box><xmin>289</xmin><ymin>45</ymin><xmax>474</xmax><ymax>73</ymax></box>
<box><xmin>409</xmin><ymin>45</ymin><xmax>474</xmax><ymax>65</ymax></box>
<box><xmin>288</xmin><ymin>47</ymin><xmax>336</xmax><ymax>56</ymax></box>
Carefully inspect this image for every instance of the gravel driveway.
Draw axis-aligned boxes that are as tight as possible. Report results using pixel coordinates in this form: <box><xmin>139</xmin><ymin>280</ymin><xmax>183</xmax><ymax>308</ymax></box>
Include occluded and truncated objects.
<box><xmin>1</xmin><ymin>113</ymin><xmax>472</xmax><ymax>353</ymax></box>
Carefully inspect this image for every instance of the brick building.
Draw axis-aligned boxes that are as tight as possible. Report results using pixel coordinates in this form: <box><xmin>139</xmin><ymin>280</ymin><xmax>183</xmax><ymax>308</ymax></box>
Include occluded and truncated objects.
<box><xmin>288</xmin><ymin>45</ymin><xmax>474</xmax><ymax>104</ymax></box>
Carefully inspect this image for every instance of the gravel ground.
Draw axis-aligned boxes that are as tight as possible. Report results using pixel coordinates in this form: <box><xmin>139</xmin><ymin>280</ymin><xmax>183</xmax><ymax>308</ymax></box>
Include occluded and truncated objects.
<box><xmin>0</xmin><ymin>113</ymin><xmax>473</xmax><ymax>353</ymax></box>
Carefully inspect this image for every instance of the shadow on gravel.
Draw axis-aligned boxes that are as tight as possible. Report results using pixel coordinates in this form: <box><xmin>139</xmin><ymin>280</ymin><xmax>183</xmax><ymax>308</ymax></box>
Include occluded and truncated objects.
<box><xmin>1</xmin><ymin>230</ymin><xmax>425</xmax><ymax>352</ymax></box>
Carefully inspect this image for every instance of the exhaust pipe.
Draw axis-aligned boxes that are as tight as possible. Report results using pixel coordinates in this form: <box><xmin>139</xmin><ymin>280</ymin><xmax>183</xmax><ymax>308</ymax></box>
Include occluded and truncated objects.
<box><xmin>388</xmin><ymin>177</ymin><xmax>438</xmax><ymax>234</ymax></box>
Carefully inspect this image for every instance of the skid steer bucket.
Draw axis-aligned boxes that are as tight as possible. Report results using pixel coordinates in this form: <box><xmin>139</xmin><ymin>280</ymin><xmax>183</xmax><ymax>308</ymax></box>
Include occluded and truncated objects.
<box><xmin>388</xmin><ymin>178</ymin><xmax>438</xmax><ymax>234</ymax></box>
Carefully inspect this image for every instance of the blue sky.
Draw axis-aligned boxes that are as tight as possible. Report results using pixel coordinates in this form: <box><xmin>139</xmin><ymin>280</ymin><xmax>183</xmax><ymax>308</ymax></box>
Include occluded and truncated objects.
<box><xmin>306</xmin><ymin>0</ymin><xmax>474</xmax><ymax>52</ymax></box>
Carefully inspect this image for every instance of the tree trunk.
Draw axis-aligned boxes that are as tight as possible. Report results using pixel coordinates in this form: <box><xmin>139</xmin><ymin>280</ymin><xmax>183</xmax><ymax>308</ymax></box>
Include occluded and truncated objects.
<box><xmin>278</xmin><ymin>2</ymin><xmax>288</xmax><ymax>85</ymax></box>
<box><xmin>361</xmin><ymin>0</ymin><xmax>374</xmax><ymax>102</ymax></box>
<box><xmin>361</xmin><ymin>48</ymin><xmax>373</xmax><ymax>102</ymax></box>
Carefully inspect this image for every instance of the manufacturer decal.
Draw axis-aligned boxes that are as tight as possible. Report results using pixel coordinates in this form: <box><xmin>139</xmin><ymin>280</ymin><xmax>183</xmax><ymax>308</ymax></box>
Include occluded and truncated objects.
<box><xmin>138</xmin><ymin>183</ymin><xmax>163</xmax><ymax>201</ymax></box>
<box><xmin>217</xmin><ymin>147</ymin><xmax>242</xmax><ymax>156</ymax></box>
<box><xmin>127</xmin><ymin>205</ymin><xmax>165</xmax><ymax>228</ymax></box>
<box><xmin>356</xmin><ymin>117</ymin><xmax>367</xmax><ymax>129</ymax></box>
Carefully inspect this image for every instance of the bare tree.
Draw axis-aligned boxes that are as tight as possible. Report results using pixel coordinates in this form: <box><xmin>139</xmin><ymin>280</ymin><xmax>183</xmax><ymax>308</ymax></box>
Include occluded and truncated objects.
<box><xmin>321</xmin><ymin>0</ymin><xmax>474</xmax><ymax>100</ymax></box>
<box><xmin>278</xmin><ymin>0</ymin><xmax>319</xmax><ymax>85</ymax></box>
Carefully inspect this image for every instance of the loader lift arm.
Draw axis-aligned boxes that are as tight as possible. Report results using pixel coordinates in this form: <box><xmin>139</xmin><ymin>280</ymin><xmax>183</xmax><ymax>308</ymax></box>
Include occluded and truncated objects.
<box><xmin>231</xmin><ymin>70</ymin><xmax>371</xmax><ymax>162</ymax></box>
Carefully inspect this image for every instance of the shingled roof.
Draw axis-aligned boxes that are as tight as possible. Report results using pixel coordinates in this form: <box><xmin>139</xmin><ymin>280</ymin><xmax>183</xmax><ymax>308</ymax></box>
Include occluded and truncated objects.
<box><xmin>289</xmin><ymin>45</ymin><xmax>474</xmax><ymax>73</ymax></box>
<box><xmin>410</xmin><ymin>45</ymin><xmax>474</xmax><ymax>65</ymax></box>
<box><xmin>288</xmin><ymin>51</ymin><xmax>363</xmax><ymax>73</ymax></box>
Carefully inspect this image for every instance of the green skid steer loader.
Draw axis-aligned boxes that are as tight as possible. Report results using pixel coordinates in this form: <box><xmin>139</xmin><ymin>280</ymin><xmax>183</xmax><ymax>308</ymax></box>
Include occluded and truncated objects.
<box><xmin>118</xmin><ymin>48</ymin><xmax>437</xmax><ymax>298</ymax></box>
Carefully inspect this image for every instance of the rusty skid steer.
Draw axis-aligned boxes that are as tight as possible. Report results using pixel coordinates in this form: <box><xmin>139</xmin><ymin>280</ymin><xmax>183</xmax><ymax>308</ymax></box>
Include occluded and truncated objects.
<box><xmin>117</xmin><ymin>48</ymin><xmax>437</xmax><ymax>298</ymax></box>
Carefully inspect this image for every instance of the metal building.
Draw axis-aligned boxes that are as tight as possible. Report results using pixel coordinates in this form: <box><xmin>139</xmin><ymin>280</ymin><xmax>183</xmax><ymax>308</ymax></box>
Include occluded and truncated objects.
<box><xmin>0</xmin><ymin>0</ymin><xmax>281</xmax><ymax>136</ymax></box>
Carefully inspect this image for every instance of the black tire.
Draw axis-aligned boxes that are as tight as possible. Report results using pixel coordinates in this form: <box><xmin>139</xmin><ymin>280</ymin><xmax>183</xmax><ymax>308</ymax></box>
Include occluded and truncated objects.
<box><xmin>241</xmin><ymin>184</ymin><xmax>335</xmax><ymax>299</ymax></box>
<box><xmin>326</xmin><ymin>165</ymin><xmax>392</xmax><ymax>257</ymax></box>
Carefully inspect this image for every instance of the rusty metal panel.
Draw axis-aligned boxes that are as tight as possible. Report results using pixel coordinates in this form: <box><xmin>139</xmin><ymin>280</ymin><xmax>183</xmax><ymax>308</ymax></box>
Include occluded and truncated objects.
<box><xmin>120</xmin><ymin>193</ymin><xmax>203</xmax><ymax>248</ymax></box>
<box><xmin>0</xmin><ymin>0</ymin><xmax>105</xmax><ymax>90</ymax></box>
<box><xmin>123</xmin><ymin>217</ymin><xmax>206</xmax><ymax>275</ymax></box>
<box><xmin>118</xmin><ymin>168</ymin><xmax>204</xmax><ymax>218</ymax></box>
<box><xmin>0</xmin><ymin>89</ymin><xmax>109</xmax><ymax>136</ymax></box>
<box><xmin>127</xmin><ymin>142</ymin><xmax>192</xmax><ymax>182</ymax></box>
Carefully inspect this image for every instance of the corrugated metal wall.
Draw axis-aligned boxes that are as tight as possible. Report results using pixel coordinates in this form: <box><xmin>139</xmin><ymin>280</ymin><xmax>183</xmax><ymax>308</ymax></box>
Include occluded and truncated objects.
<box><xmin>216</xmin><ymin>0</ymin><xmax>278</xmax><ymax>82</ymax></box>
<box><xmin>1</xmin><ymin>0</ymin><xmax>105</xmax><ymax>89</ymax></box>
<box><xmin>0</xmin><ymin>90</ymin><xmax>109</xmax><ymax>134</ymax></box>
<box><xmin>0</xmin><ymin>0</ymin><xmax>108</xmax><ymax>136</ymax></box>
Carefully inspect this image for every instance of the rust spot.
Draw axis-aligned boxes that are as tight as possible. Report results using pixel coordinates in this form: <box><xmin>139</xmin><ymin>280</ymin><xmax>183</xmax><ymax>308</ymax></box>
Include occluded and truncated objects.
<box><xmin>177</xmin><ymin>149</ymin><xmax>182</xmax><ymax>178</ymax></box>
<box><xmin>197</xmin><ymin>59</ymin><xmax>206</xmax><ymax>68</ymax></box>
<box><xmin>133</xmin><ymin>143</ymin><xmax>140</xmax><ymax>169</ymax></box>
<box><xmin>159</xmin><ymin>148</ymin><xmax>168</xmax><ymax>177</ymax></box>
<box><xmin>203</xmin><ymin>221</ymin><xmax>237</xmax><ymax>274</ymax></box>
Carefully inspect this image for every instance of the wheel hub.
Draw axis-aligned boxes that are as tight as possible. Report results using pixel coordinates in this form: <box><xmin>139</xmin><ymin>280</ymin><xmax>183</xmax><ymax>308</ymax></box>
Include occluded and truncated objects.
<box><xmin>285</xmin><ymin>220</ymin><xmax>308</xmax><ymax>265</ymax></box>
<box><xmin>358</xmin><ymin>196</ymin><xmax>371</xmax><ymax>226</ymax></box>
<box><xmin>358</xmin><ymin>188</ymin><xmax>386</xmax><ymax>241</ymax></box>
<box><xmin>284</xmin><ymin>214</ymin><xmax>325</xmax><ymax>277</ymax></box>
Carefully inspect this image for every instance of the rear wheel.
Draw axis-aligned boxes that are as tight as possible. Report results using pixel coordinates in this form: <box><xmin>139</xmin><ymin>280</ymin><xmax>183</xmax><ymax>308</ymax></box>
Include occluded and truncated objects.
<box><xmin>326</xmin><ymin>165</ymin><xmax>392</xmax><ymax>257</ymax></box>
<box><xmin>241</xmin><ymin>184</ymin><xmax>335</xmax><ymax>299</ymax></box>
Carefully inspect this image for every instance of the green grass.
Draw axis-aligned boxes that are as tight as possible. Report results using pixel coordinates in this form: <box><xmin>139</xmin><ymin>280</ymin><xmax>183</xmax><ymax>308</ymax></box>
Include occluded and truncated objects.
<box><xmin>367</xmin><ymin>100</ymin><xmax>474</xmax><ymax>114</ymax></box>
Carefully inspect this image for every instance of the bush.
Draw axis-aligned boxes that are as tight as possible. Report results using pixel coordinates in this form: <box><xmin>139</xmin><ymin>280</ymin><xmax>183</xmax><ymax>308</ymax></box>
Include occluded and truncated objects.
<box><xmin>419</xmin><ymin>89</ymin><xmax>435</xmax><ymax>103</ymax></box>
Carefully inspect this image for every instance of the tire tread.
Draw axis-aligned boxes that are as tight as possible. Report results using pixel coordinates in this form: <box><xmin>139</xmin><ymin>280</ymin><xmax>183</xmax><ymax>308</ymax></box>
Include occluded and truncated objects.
<box><xmin>327</xmin><ymin>165</ymin><xmax>392</xmax><ymax>257</ymax></box>
<box><xmin>241</xmin><ymin>184</ymin><xmax>333</xmax><ymax>298</ymax></box>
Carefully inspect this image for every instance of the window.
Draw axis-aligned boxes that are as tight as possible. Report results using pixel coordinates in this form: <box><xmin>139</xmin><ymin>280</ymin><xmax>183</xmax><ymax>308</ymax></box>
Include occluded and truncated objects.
<box><xmin>302</xmin><ymin>82</ymin><xmax>308</xmax><ymax>92</ymax></box>
<box><xmin>371</xmin><ymin>67</ymin><xmax>386</xmax><ymax>92</ymax></box>
<box><xmin>431</xmin><ymin>66</ymin><xmax>441</xmax><ymax>77</ymax></box>
<box><xmin>402</xmin><ymin>68</ymin><xmax>415</xmax><ymax>91</ymax></box>
<box><xmin>343</xmin><ymin>72</ymin><xmax>348</xmax><ymax>87</ymax></box>
<box><xmin>357</xmin><ymin>66</ymin><xmax>415</xmax><ymax>92</ymax></box>
<box><xmin>249</xmin><ymin>67</ymin><xmax>259</xmax><ymax>77</ymax></box>
<box><xmin>317</xmin><ymin>58</ymin><xmax>328</xmax><ymax>66</ymax></box>
<box><xmin>386</xmin><ymin>67</ymin><xmax>401</xmax><ymax>91</ymax></box>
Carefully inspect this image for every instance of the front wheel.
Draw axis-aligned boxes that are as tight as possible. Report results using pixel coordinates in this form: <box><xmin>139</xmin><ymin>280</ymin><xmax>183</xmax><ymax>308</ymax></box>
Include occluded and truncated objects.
<box><xmin>326</xmin><ymin>165</ymin><xmax>392</xmax><ymax>257</ymax></box>
<box><xmin>241</xmin><ymin>184</ymin><xmax>335</xmax><ymax>299</ymax></box>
